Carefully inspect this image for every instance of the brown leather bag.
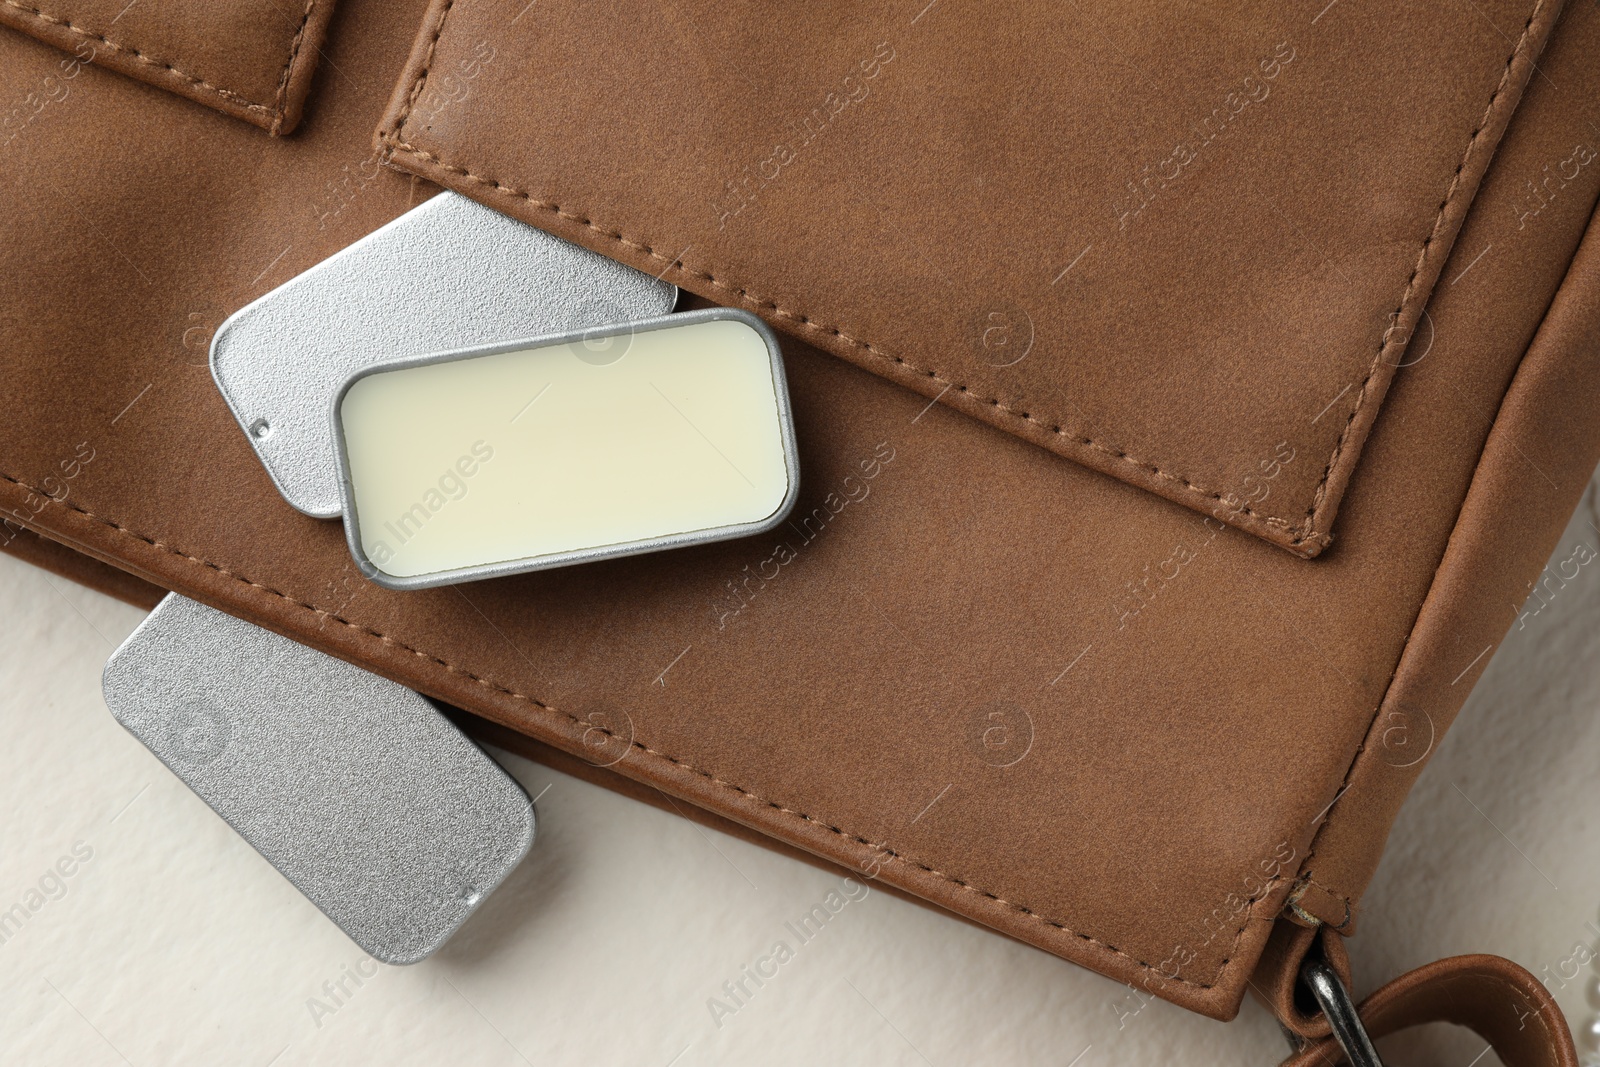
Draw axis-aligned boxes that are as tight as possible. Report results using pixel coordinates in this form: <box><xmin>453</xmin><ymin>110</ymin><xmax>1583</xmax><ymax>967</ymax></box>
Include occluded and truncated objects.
<box><xmin>3</xmin><ymin>0</ymin><xmax>1595</xmax><ymax>1061</ymax></box>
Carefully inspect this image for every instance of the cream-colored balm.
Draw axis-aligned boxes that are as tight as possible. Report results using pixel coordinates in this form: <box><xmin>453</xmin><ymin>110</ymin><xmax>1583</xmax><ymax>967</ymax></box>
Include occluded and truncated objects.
<box><xmin>334</xmin><ymin>309</ymin><xmax>799</xmax><ymax>589</ymax></box>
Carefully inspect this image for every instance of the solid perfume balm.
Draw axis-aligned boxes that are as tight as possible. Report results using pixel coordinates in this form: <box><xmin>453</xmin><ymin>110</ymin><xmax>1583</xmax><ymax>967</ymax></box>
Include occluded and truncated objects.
<box><xmin>333</xmin><ymin>309</ymin><xmax>799</xmax><ymax>588</ymax></box>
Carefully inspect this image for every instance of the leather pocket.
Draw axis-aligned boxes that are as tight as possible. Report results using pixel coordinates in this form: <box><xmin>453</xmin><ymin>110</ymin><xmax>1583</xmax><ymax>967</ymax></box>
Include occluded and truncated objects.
<box><xmin>0</xmin><ymin>0</ymin><xmax>336</xmax><ymax>133</ymax></box>
<box><xmin>375</xmin><ymin>0</ymin><xmax>1560</xmax><ymax>556</ymax></box>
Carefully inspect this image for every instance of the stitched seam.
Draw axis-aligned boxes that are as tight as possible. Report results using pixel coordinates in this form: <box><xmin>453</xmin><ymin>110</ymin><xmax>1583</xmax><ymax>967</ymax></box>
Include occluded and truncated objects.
<box><xmin>0</xmin><ymin>463</ymin><xmax>1277</xmax><ymax>991</ymax></box>
<box><xmin>1</xmin><ymin>0</ymin><xmax>315</xmax><ymax>123</ymax></box>
<box><xmin>389</xmin><ymin>0</ymin><xmax>455</xmax><ymax>135</ymax></box>
<box><xmin>1294</xmin><ymin>0</ymin><xmax>1560</xmax><ymax>919</ymax></box>
<box><xmin>381</xmin><ymin>1</ymin><xmax>1541</xmax><ymax>551</ymax></box>
<box><xmin>1297</xmin><ymin>0</ymin><xmax>1548</xmax><ymax>535</ymax></box>
<box><xmin>1294</xmin><ymin>0</ymin><xmax>1554</xmax><ymax>891</ymax></box>
<box><xmin>266</xmin><ymin>0</ymin><xmax>318</xmax><ymax>135</ymax></box>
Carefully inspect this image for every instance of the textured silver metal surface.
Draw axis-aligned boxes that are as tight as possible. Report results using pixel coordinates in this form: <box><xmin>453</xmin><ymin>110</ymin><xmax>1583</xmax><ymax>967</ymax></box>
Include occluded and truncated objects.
<box><xmin>101</xmin><ymin>594</ymin><xmax>535</xmax><ymax>964</ymax></box>
<box><xmin>211</xmin><ymin>191</ymin><xmax>678</xmax><ymax>518</ymax></box>
<box><xmin>332</xmin><ymin>307</ymin><xmax>802</xmax><ymax>590</ymax></box>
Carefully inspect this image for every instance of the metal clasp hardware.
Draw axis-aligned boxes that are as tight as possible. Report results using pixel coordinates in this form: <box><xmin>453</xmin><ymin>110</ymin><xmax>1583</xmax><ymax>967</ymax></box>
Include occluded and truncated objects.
<box><xmin>1299</xmin><ymin>958</ymin><xmax>1388</xmax><ymax>1067</ymax></box>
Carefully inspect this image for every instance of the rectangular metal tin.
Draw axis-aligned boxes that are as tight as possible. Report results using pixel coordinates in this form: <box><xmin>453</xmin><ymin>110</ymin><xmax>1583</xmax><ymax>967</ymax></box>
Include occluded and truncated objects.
<box><xmin>102</xmin><ymin>594</ymin><xmax>536</xmax><ymax>964</ymax></box>
<box><xmin>209</xmin><ymin>191</ymin><xmax>678</xmax><ymax>519</ymax></box>
<box><xmin>331</xmin><ymin>307</ymin><xmax>801</xmax><ymax>591</ymax></box>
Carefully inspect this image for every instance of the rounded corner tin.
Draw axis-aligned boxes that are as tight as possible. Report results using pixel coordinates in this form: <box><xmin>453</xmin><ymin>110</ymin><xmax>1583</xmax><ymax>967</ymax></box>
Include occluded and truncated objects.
<box><xmin>331</xmin><ymin>307</ymin><xmax>801</xmax><ymax>591</ymax></box>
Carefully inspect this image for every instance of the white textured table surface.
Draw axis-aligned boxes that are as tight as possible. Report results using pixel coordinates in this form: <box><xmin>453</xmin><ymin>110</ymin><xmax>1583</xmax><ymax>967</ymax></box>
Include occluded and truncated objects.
<box><xmin>2</xmin><ymin>479</ymin><xmax>1597</xmax><ymax>1067</ymax></box>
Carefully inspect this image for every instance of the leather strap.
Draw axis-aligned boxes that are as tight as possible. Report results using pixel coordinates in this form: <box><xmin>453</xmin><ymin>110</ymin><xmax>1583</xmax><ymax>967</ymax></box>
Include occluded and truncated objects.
<box><xmin>1280</xmin><ymin>954</ymin><xmax>1578</xmax><ymax>1067</ymax></box>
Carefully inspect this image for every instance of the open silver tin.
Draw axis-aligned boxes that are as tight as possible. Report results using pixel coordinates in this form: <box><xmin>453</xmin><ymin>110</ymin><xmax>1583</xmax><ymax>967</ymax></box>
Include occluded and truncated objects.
<box><xmin>330</xmin><ymin>307</ymin><xmax>802</xmax><ymax>591</ymax></box>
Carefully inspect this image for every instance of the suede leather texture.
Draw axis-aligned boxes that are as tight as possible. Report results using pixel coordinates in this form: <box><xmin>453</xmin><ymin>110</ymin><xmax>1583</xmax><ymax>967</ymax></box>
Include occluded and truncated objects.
<box><xmin>0</xmin><ymin>0</ymin><xmax>336</xmax><ymax>133</ymax></box>
<box><xmin>1</xmin><ymin>0</ymin><xmax>1598</xmax><ymax>1022</ymax></box>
